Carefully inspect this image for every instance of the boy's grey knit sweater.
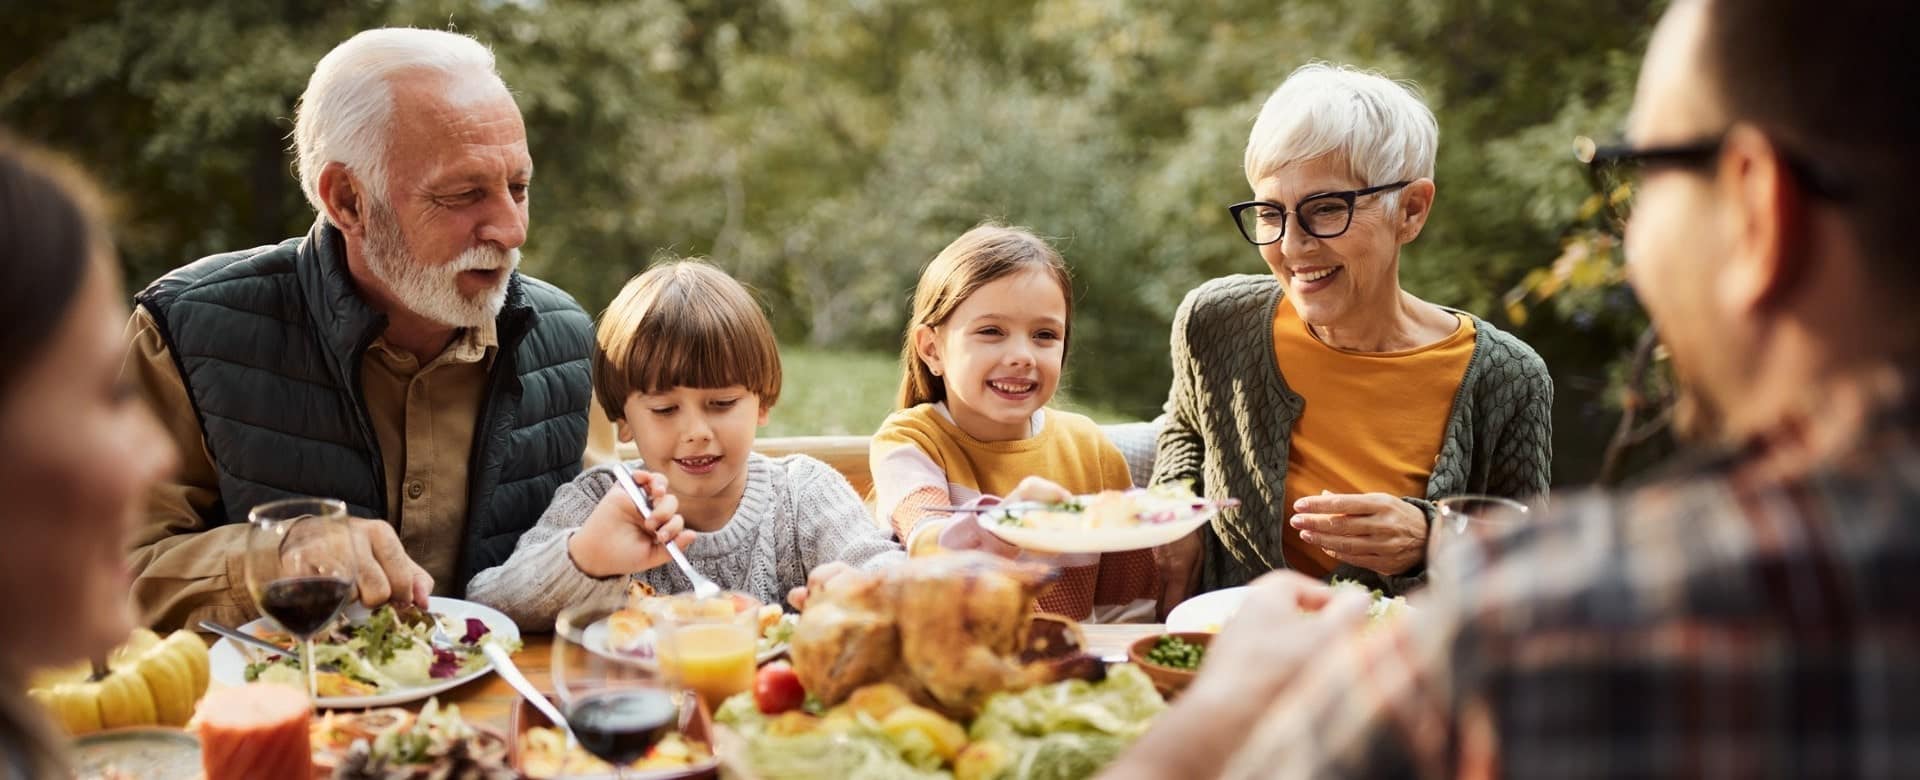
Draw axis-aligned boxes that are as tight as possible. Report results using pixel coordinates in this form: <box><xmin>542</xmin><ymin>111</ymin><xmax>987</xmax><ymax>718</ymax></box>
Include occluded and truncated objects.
<box><xmin>468</xmin><ymin>452</ymin><xmax>905</xmax><ymax>630</ymax></box>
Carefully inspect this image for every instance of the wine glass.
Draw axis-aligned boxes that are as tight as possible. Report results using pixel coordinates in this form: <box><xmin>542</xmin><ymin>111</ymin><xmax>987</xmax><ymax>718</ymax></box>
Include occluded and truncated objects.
<box><xmin>244</xmin><ymin>498</ymin><xmax>357</xmax><ymax>700</ymax></box>
<box><xmin>554</xmin><ymin>600</ymin><xmax>683</xmax><ymax>777</ymax></box>
<box><xmin>1427</xmin><ymin>494</ymin><xmax>1531</xmax><ymax>582</ymax></box>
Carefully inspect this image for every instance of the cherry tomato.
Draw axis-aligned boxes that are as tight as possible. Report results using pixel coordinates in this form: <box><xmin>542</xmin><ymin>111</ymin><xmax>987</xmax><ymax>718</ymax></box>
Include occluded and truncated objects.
<box><xmin>754</xmin><ymin>662</ymin><xmax>806</xmax><ymax>714</ymax></box>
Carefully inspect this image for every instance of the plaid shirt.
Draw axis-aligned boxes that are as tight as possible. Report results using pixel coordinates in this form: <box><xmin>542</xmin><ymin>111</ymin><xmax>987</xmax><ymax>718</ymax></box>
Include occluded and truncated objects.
<box><xmin>1226</xmin><ymin>400</ymin><xmax>1920</xmax><ymax>778</ymax></box>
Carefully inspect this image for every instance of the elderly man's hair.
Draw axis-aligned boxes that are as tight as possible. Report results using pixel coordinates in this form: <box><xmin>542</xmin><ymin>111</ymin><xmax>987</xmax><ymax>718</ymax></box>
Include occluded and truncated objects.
<box><xmin>1697</xmin><ymin>0</ymin><xmax>1920</xmax><ymax>296</ymax></box>
<box><xmin>1244</xmin><ymin>63</ymin><xmax>1438</xmax><ymax>199</ymax></box>
<box><xmin>292</xmin><ymin>28</ymin><xmax>505</xmax><ymax>221</ymax></box>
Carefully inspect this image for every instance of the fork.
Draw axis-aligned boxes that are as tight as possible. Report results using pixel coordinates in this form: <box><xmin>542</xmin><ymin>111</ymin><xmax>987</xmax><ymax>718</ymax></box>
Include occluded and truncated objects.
<box><xmin>426</xmin><ymin>614</ymin><xmax>460</xmax><ymax>651</ymax></box>
<box><xmin>610</xmin><ymin>460</ymin><xmax>721</xmax><ymax>600</ymax></box>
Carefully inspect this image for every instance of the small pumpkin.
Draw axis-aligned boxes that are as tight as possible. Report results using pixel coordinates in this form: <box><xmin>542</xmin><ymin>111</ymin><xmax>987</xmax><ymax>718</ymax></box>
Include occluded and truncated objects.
<box><xmin>27</xmin><ymin>627</ymin><xmax>213</xmax><ymax>735</ymax></box>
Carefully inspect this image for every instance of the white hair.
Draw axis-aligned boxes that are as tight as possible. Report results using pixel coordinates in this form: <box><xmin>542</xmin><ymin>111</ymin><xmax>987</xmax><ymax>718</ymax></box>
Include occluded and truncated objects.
<box><xmin>293</xmin><ymin>28</ymin><xmax>505</xmax><ymax>220</ymax></box>
<box><xmin>1244</xmin><ymin>63</ymin><xmax>1438</xmax><ymax>196</ymax></box>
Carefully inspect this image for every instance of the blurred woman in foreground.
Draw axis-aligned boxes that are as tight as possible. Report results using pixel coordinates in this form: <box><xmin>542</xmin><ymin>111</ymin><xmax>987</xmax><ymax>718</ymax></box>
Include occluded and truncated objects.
<box><xmin>0</xmin><ymin>136</ymin><xmax>177</xmax><ymax>777</ymax></box>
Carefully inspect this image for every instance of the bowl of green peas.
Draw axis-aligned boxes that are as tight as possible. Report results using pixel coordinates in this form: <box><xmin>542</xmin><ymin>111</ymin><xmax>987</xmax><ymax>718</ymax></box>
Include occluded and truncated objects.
<box><xmin>1127</xmin><ymin>631</ymin><xmax>1212</xmax><ymax>698</ymax></box>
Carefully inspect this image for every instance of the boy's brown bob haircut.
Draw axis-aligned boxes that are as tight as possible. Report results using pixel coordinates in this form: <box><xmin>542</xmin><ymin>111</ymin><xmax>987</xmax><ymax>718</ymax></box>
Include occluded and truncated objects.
<box><xmin>593</xmin><ymin>260</ymin><xmax>782</xmax><ymax>420</ymax></box>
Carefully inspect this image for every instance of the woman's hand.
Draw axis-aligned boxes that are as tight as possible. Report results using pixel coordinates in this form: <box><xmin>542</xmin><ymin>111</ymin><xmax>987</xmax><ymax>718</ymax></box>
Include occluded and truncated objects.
<box><xmin>1289</xmin><ymin>492</ymin><xmax>1427</xmax><ymax>575</ymax></box>
<box><xmin>568</xmin><ymin>470</ymin><xmax>693</xmax><ymax>578</ymax></box>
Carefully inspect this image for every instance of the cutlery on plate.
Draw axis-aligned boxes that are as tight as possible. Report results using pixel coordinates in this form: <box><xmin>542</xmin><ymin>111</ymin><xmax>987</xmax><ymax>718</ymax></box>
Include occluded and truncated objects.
<box><xmin>198</xmin><ymin>620</ymin><xmax>294</xmax><ymax>657</ymax></box>
<box><xmin>609</xmin><ymin>460</ymin><xmax>722</xmax><ymax>600</ymax></box>
<box><xmin>481</xmin><ymin>643</ymin><xmax>572</xmax><ymax>737</ymax></box>
<box><xmin>922</xmin><ymin>498</ymin><xmax>1240</xmax><ymax>514</ymax></box>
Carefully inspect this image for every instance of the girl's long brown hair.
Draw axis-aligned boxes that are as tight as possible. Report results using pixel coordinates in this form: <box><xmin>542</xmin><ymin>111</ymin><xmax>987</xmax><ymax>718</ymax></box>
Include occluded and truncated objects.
<box><xmin>896</xmin><ymin>223</ymin><xmax>1073</xmax><ymax>410</ymax></box>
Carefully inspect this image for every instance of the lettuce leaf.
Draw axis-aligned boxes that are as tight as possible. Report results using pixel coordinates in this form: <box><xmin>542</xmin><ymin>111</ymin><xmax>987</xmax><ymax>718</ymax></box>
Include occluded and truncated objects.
<box><xmin>969</xmin><ymin>665</ymin><xmax>1164</xmax><ymax>743</ymax></box>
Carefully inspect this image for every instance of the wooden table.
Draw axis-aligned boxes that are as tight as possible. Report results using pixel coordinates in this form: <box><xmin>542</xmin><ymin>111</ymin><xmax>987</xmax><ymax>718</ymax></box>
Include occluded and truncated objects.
<box><xmin>436</xmin><ymin>624</ymin><xmax>1167</xmax><ymax>733</ymax></box>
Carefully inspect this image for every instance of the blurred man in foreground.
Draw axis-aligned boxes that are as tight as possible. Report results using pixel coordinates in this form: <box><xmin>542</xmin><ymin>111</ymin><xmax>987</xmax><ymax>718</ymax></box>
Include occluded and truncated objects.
<box><xmin>1108</xmin><ymin>0</ymin><xmax>1920</xmax><ymax>775</ymax></box>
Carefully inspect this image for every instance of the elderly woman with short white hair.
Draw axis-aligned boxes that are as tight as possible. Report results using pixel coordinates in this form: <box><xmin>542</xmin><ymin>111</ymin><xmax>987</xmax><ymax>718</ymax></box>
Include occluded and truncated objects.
<box><xmin>1153</xmin><ymin>64</ymin><xmax>1553</xmax><ymax>602</ymax></box>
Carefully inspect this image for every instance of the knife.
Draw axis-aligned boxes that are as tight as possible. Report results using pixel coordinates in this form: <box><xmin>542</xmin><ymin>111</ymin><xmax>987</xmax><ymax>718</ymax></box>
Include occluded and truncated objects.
<box><xmin>482</xmin><ymin>643</ymin><xmax>571</xmax><ymax>733</ymax></box>
<box><xmin>198</xmin><ymin>620</ymin><xmax>294</xmax><ymax>657</ymax></box>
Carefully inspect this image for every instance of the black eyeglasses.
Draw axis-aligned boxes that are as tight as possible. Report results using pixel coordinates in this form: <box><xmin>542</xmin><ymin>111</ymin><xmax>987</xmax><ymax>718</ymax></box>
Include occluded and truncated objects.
<box><xmin>1227</xmin><ymin>181</ymin><xmax>1411</xmax><ymax>245</ymax></box>
<box><xmin>1574</xmin><ymin>134</ymin><xmax>1850</xmax><ymax>233</ymax></box>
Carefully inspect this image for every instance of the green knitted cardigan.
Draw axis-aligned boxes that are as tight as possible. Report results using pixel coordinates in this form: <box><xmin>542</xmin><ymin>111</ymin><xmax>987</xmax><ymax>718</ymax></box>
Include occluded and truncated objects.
<box><xmin>1151</xmin><ymin>274</ymin><xmax>1553</xmax><ymax>596</ymax></box>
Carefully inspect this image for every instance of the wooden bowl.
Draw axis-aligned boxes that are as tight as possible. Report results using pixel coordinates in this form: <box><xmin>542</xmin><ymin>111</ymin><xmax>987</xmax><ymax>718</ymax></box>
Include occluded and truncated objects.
<box><xmin>1126</xmin><ymin>632</ymin><xmax>1213</xmax><ymax>698</ymax></box>
<box><xmin>508</xmin><ymin>693</ymin><xmax>718</xmax><ymax>779</ymax></box>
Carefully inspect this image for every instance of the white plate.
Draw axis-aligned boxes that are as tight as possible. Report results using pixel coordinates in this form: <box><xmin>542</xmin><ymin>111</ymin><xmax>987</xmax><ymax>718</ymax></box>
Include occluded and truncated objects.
<box><xmin>978</xmin><ymin>503</ymin><xmax>1216</xmax><ymax>554</ymax></box>
<box><xmin>582</xmin><ymin>618</ymin><xmax>788</xmax><ymax>668</ymax></box>
<box><xmin>209</xmin><ymin>596</ymin><xmax>520</xmax><ymax>709</ymax></box>
<box><xmin>1165</xmin><ymin>586</ymin><xmax>1249</xmax><ymax>633</ymax></box>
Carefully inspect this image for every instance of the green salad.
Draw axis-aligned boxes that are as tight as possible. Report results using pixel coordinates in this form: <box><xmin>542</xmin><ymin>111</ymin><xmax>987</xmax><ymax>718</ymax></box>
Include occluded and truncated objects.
<box><xmin>717</xmin><ymin>664</ymin><xmax>1167</xmax><ymax>780</ymax></box>
<box><xmin>244</xmin><ymin>605</ymin><xmax>518</xmax><ymax>696</ymax></box>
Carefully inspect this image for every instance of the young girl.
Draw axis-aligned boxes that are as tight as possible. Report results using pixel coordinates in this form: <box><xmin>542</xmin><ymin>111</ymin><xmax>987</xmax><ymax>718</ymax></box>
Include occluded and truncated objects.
<box><xmin>469</xmin><ymin>261</ymin><xmax>904</xmax><ymax>628</ymax></box>
<box><xmin>871</xmin><ymin>224</ymin><xmax>1159</xmax><ymax>622</ymax></box>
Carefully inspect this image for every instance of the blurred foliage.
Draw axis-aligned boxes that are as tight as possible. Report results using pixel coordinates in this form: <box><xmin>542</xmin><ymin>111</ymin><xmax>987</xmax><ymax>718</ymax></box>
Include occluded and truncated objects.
<box><xmin>2</xmin><ymin>0</ymin><xmax>1667</xmax><ymax>483</ymax></box>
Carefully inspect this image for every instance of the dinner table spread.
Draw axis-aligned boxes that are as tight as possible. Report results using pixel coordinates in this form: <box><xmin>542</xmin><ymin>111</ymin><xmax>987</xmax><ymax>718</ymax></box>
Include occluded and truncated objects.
<box><xmin>198</xmin><ymin>621</ymin><xmax>1167</xmax><ymax>732</ymax></box>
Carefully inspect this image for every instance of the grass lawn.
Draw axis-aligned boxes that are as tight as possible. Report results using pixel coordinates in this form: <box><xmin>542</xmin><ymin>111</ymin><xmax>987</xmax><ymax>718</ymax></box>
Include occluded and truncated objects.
<box><xmin>767</xmin><ymin>346</ymin><xmax>1133</xmax><ymax>437</ymax></box>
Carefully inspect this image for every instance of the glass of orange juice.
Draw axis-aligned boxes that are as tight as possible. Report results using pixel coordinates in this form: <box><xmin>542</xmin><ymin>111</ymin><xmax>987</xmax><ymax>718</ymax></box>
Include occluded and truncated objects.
<box><xmin>645</xmin><ymin>592</ymin><xmax>761</xmax><ymax>713</ymax></box>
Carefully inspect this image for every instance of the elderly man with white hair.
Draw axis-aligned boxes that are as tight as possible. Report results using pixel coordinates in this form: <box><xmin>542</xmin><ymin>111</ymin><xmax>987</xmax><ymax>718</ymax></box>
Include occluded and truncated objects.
<box><xmin>124</xmin><ymin>28</ymin><xmax>620</xmax><ymax>630</ymax></box>
<box><xmin>1151</xmin><ymin>64</ymin><xmax>1554</xmax><ymax>604</ymax></box>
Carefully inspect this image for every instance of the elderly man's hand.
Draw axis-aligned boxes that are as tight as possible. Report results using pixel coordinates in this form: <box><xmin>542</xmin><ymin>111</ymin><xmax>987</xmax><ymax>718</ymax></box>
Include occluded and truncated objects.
<box><xmin>1289</xmin><ymin>492</ymin><xmax>1428</xmax><ymax>575</ymax></box>
<box><xmin>292</xmin><ymin>517</ymin><xmax>434</xmax><ymax>609</ymax></box>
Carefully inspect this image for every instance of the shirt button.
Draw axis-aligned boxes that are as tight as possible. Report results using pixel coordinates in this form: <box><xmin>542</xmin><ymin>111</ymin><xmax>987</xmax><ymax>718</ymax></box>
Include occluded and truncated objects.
<box><xmin>406</xmin><ymin>480</ymin><xmax>425</xmax><ymax>501</ymax></box>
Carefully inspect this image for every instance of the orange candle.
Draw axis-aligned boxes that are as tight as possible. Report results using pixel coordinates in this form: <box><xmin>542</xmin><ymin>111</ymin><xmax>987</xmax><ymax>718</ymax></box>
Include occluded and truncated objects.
<box><xmin>192</xmin><ymin>683</ymin><xmax>312</xmax><ymax>780</ymax></box>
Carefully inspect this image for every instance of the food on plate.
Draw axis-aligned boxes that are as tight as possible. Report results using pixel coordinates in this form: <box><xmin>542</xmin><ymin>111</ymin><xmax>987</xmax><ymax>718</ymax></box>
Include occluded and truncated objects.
<box><xmin>1197</xmin><ymin>579</ymin><xmax>1412</xmax><ymax>633</ymax></box>
<box><xmin>753</xmin><ymin>662</ymin><xmax>807</xmax><ymax>715</ymax></box>
<box><xmin>242</xmin><ymin>604</ymin><xmax>513</xmax><ymax>695</ymax></box>
<box><xmin>717</xmin><ymin>665</ymin><xmax>1166</xmax><ymax>779</ymax></box>
<box><xmin>1142</xmin><ymin>635</ymin><xmax>1205</xmax><ymax>671</ymax></box>
<box><xmin>311</xmin><ymin>698</ymin><xmax>514</xmax><ymax>778</ymax></box>
<box><xmin>608</xmin><ymin>580</ymin><xmax>797</xmax><ymax>657</ymax></box>
<box><xmin>519</xmin><ymin>724</ymin><xmax>713</xmax><ymax>777</ymax></box>
<box><xmin>1328</xmin><ymin>578</ymin><xmax>1413</xmax><ymax>626</ymax></box>
<box><xmin>984</xmin><ymin>482</ymin><xmax>1224</xmax><ymax>531</ymax></box>
<box><xmin>29</xmin><ymin>627</ymin><xmax>211</xmax><ymax>734</ymax></box>
<box><xmin>789</xmin><ymin>552</ymin><xmax>1105</xmax><ymax>719</ymax></box>
<box><xmin>193</xmin><ymin>682</ymin><xmax>312</xmax><ymax>780</ymax></box>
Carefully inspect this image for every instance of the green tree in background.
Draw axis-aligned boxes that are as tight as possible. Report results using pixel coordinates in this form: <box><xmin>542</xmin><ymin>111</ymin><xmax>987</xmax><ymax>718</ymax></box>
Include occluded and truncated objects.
<box><xmin>1</xmin><ymin>0</ymin><xmax>1669</xmax><ymax>484</ymax></box>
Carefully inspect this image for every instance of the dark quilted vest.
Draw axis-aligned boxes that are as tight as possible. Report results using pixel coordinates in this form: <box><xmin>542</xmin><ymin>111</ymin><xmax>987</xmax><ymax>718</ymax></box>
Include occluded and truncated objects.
<box><xmin>134</xmin><ymin>222</ymin><xmax>593</xmax><ymax>590</ymax></box>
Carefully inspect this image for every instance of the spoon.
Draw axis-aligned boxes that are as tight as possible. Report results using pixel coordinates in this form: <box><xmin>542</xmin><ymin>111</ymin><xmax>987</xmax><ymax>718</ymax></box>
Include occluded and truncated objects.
<box><xmin>609</xmin><ymin>461</ymin><xmax>721</xmax><ymax>600</ymax></box>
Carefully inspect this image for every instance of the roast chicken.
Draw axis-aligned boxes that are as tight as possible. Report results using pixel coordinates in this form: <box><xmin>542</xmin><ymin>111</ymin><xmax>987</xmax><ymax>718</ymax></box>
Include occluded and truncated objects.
<box><xmin>789</xmin><ymin>552</ymin><xmax>1102</xmax><ymax>719</ymax></box>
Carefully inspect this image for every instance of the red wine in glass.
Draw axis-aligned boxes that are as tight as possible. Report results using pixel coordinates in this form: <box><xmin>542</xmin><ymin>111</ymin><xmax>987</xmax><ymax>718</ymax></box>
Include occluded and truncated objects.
<box><xmin>565</xmin><ymin>687</ymin><xmax>678</xmax><ymax>766</ymax></box>
<box><xmin>259</xmin><ymin>576</ymin><xmax>354</xmax><ymax>637</ymax></box>
<box><xmin>246</xmin><ymin>497</ymin><xmax>357</xmax><ymax>700</ymax></box>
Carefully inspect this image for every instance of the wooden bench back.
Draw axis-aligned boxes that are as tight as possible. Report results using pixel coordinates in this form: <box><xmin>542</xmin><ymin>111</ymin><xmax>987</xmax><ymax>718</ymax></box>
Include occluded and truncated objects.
<box><xmin>753</xmin><ymin>435</ymin><xmax>874</xmax><ymax>498</ymax></box>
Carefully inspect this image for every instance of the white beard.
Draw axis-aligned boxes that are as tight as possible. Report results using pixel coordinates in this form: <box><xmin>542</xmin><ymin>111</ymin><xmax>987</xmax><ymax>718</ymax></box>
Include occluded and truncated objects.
<box><xmin>362</xmin><ymin>203</ymin><xmax>517</xmax><ymax>329</ymax></box>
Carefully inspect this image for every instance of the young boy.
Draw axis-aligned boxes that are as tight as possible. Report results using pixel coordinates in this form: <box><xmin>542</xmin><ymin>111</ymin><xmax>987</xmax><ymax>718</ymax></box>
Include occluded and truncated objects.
<box><xmin>468</xmin><ymin>261</ymin><xmax>904</xmax><ymax>628</ymax></box>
